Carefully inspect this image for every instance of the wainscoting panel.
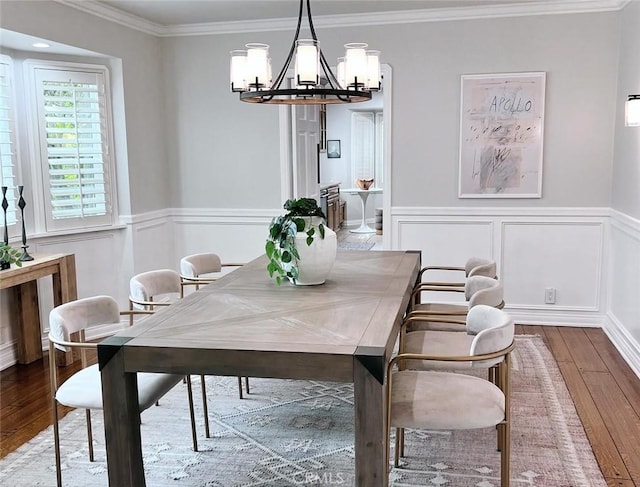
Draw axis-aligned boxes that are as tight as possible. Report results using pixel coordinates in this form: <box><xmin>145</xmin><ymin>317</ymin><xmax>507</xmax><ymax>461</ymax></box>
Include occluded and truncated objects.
<box><xmin>393</xmin><ymin>218</ymin><xmax>494</xmax><ymax>268</ymax></box>
<box><xmin>131</xmin><ymin>213</ymin><xmax>175</xmax><ymax>274</ymax></box>
<box><xmin>172</xmin><ymin>209</ymin><xmax>275</xmax><ymax>266</ymax></box>
<box><xmin>501</xmin><ymin>221</ymin><xmax>604</xmax><ymax>311</ymax></box>
<box><xmin>390</xmin><ymin>207</ymin><xmax>609</xmax><ymax>327</ymax></box>
<box><xmin>605</xmin><ymin>211</ymin><xmax>640</xmax><ymax>376</ymax></box>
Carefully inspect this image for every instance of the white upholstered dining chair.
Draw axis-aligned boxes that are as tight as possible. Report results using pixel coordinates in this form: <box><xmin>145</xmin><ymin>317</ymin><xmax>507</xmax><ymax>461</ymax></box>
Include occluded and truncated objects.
<box><xmin>48</xmin><ymin>295</ymin><xmax>198</xmax><ymax>487</ymax></box>
<box><xmin>407</xmin><ymin>275</ymin><xmax>504</xmax><ymax>333</ymax></box>
<box><xmin>386</xmin><ymin>305</ymin><xmax>515</xmax><ymax>487</ymax></box>
<box><xmin>415</xmin><ymin>256</ymin><xmax>496</xmax><ymax>289</ymax></box>
<box><xmin>179</xmin><ymin>252</ymin><xmax>245</xmax><ymax>297</ymax></box>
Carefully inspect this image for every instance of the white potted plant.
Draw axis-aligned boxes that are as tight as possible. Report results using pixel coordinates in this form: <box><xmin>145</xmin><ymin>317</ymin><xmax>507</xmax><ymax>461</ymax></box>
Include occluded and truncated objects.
<box><xmin>265</xmin><ymin>198</ymin><xmax>337</xmax><ymax>285</ymax></box>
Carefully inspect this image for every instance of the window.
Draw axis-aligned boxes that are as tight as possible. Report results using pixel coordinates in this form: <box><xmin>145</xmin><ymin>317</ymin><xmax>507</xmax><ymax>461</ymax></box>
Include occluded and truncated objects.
<box><xmin>27</xmin><ymin>61</ymin><xmax>115</xmax><ymax>232</ymax></box>
<box><xmin>0</xmin><ymin>55</ymin><xmax>19</xmax><ymax>234</ymax></box>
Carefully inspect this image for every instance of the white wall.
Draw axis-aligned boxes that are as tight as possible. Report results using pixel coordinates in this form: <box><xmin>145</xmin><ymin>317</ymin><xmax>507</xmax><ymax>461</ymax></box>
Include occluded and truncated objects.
<box><xmin>606</xmin><ymin>0</ymin><xmax>640</xmax><ymax>374</ymax></box>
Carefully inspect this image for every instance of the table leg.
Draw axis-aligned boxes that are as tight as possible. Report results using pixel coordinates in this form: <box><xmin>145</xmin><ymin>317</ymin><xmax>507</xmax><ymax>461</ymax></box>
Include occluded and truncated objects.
<box><xmin>354</xmin><ymin>355</ymin><xmax>388</xmax><ymax>486</ymax></box>
<box><xmin>100</xmin><ymin>337</ymin><xmax>145</xmax><ymax>487</ymax></box>
<box><xmin>350</xmin><ymin>192</ymin><xmax>375</xmax><ymax>234</ymax></box>
<box><xmin>14</xmin><ymin>281</ymin><xmax>42</xmax><ymax>364</ymax></box>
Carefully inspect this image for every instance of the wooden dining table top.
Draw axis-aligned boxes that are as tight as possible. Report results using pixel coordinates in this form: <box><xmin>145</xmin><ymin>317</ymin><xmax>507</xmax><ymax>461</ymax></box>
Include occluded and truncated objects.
<box><xmin>101</xmin><ymin>250</ymin><xmax>420</xmax><ymax>382</ymax></box>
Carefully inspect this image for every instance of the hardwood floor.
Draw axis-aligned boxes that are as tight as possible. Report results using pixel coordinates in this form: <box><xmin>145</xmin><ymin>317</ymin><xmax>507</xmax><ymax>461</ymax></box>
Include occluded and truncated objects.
<box><xmin>1</xmin><ymin>325</ymin><xmax>639</xmax><ymax>486</ymax></box>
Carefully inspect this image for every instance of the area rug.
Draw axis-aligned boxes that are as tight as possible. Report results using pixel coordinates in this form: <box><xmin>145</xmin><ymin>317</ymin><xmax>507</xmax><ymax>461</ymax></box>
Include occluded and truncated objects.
<box><xmin>0</xmin><ymin>336</ymin><xmax>605</xmax><ymax>487</ymax></box>
<box><xmin>337</xmin><ymin>241</ymin><xmax>376</xmax><ymax>251</ymax></box>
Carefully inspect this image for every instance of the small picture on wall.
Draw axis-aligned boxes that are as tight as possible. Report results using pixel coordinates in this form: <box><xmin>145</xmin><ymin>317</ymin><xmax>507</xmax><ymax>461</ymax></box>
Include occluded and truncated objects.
<box><xmin>327</xmin><ymin>140</ymin><xmax>341</xmax><ymax>159</ymax></box>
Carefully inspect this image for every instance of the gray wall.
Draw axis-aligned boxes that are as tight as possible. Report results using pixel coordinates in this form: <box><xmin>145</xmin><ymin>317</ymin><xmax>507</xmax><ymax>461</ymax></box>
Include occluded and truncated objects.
<box><xmin>1</xmin><ymin>2</ymin><xmax>621</xmax><ymax>213</ymax></box>
<box><xmin>160</xmin><ymin>12</ymin><xmax>620</xmax><ymax>210</ymax></box>
<box><xmin>0</xmin><ymin>0</ymin><xmax>170</xmax><ymax>215</ymax></box>
<box><xmin>612</xmin><ymin>0</ymin><xmax>640</xmax><ymax>219</ymax></box>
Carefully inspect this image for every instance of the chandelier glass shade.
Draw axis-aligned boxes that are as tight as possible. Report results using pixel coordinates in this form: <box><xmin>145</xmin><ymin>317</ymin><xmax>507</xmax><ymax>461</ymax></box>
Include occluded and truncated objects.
<box><xmin>625</xmin><ymin>94</ymin><xmax>640</xmax><ymax>127</ymax></box>
<box><xmin>230</xmin><ymin>0</ymin><xmax>382</xmax><ymax>105</ymax></box>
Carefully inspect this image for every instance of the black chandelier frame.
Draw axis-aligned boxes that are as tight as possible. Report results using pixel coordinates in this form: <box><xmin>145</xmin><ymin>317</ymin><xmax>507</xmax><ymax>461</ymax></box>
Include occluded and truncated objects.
<box><xmin>239</xmin><ymin>0</ymin><xmax>373</xmax><ymax>105</ymax></box>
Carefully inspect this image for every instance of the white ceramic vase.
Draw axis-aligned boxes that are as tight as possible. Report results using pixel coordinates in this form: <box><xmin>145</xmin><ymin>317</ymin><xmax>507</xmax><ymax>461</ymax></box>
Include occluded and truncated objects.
<box><xmin>291</xmin><ymin>217</ymin><xmax>337</xmax><ymax>285</ymax></box>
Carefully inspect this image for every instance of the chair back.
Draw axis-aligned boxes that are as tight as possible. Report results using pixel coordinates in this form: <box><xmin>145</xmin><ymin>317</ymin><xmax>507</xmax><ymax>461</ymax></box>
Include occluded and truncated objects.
<box><xmin>466</xmin><ymin>305</ymin><xmax>514</xmax><ymax>368</ymax></box>
<box><xmin>466</xmin><ymin>275</ymin><xmax>504</xmax><ymax>308</ymax></box>
<box><xmin>180</xmin><ymin>253</ymin><xmax>222</xmax><ymax>278</ymax></box>
<box><xmin>130</xmin><ymin>269</ymin><xmax>181</xmax><ymax>303</ymax></box>
<box><xmin>465</xmin><ymin>257</ymin><xmax>496</xmax><ymax>279</ymax></box>
<box><xmin>49</xmin><ymin>295</ymin><xmax>120</xmax><ymax>344</ymax></box>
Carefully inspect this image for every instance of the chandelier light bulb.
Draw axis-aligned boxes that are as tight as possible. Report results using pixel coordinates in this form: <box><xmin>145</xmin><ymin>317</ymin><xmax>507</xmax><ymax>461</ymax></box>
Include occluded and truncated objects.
<box><xmin>344</xmin><ymin>43</ymin><xmax>368</xmax><ymax>90</ymax></box>
<box><xmin>625</xmin><ymin>95</ymin><xmax>640</xmax><ymax>127</ymax></box>
<box><xmin>230</xmin><ymin>50</ymin><xmax>248</xmax><ymax>92</ymax></box>
<box><xmin>366</xmin><ymin>50</ymin><xmax>381</xmax><ymax>91</ymax></box>
<box><xmin>295</xmin><ymin>39</ymin><xmax>320</xmax><ymax>86</ymax></box>
<box><xmin>246</xmin><ymin>43</ymin><xmax>270</xmax><ymax>90</ymax></box>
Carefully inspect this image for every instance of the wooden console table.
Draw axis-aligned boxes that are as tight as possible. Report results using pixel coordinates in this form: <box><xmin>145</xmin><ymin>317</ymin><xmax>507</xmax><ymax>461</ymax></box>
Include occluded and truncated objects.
<box><xmin>0</xmin><ymin>253</ymin><xmax>77</xmax><ymax>365</ymax></box>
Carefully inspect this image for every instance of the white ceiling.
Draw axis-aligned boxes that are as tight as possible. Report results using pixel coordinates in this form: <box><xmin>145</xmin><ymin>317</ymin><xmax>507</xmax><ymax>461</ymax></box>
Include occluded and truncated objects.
<box><xmin>0</xmin><ymin>0</ymin><xmax>627</xmax><ymax>54</ymax></box>
<box><xmin>94</xmin><ymin>0</ymin><xmax>545</xmax><ymax>26</ymax></box>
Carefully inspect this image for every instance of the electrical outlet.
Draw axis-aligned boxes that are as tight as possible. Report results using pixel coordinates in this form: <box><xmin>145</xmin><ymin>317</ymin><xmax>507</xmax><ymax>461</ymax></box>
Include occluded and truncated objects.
<box><xmin>544</xmin><ymin>287</ymin><xmax>556</xmax><ymax>304</ymax></box>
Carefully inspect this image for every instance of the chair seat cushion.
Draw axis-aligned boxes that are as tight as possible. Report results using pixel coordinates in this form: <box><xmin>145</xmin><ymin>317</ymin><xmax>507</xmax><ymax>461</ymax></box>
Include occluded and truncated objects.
<box><xmin>390</xmin><ymin>370</ymin><xmax>505</xmax><ymax>430</ymax></box>
<box><xmin>56</xmin><ymin>364</ymin><xmax>183</xmax><ymax>411</ymax></box>
<box><xmin>403</xmin><ymin>331</ymin><xmax>475</xmax><ymax>370</ymax></box>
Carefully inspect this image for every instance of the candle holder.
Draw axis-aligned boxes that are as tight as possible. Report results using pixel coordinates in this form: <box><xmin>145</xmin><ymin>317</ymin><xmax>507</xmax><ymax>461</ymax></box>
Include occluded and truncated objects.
<box><xmin>1</xmin><ymin>186</ymin><xmax>8</xmax><ymax>246</ymax></box>
<box><xmin>17</xmin><ymin>186</ymin><xmax>33</xmax><ymax>261</ymax></box>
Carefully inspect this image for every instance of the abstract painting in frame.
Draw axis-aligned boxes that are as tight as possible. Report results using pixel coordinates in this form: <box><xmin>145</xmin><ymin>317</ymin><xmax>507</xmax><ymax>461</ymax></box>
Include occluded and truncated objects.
<box><xmin>459</xmin><ymin>72</ymin><xmax>546</xmax><ymax>198</ymax></box>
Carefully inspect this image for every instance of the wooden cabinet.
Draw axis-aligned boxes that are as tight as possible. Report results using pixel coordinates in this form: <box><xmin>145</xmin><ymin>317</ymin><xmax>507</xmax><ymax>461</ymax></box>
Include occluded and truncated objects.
<box><xmin>321</xmin><ymin>184</ymin><xmax>344</xmax><ymax>231</ymax></box>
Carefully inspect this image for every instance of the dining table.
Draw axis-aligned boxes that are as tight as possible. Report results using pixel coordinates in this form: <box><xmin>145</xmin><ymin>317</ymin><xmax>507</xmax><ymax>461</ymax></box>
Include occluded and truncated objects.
<box><xmin>98</xmin><ymin>249</ymin><xmax>420</xmax><ymax>486</ymax></box>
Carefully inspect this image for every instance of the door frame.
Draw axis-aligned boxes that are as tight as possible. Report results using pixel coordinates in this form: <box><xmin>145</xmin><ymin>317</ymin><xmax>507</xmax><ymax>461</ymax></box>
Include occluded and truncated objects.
<box><xmin>279</xmin><ymin>64</ymin><xmax>393</xmax><ymax>249</ymax></box>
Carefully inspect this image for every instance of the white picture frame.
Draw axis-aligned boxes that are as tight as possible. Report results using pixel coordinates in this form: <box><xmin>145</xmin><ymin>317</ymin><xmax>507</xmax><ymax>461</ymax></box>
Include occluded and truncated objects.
<box><xmin>458</xmin><ymin>72</ymin><xmax>546</xmax><ymax>198</ymax></box>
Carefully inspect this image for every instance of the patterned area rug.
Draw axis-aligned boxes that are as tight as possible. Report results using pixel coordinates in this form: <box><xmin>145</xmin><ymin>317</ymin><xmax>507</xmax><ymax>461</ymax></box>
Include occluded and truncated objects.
<box><xmin>0</xmin><ymin>336</ymin><xmax>605</xmax><ymax>487</ymax></box>
<box><xmin>337</xmin><ymin>241</ymin><xmax>376</xmax><ymax>251</ymax></box>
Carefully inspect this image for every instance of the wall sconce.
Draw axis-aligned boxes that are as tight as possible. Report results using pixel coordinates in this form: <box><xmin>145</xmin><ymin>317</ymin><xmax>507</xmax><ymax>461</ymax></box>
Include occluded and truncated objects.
<box><xmin>626</xmin><ymin>94</ymin><xmax>640</xmax><ymax>127</ymax></box>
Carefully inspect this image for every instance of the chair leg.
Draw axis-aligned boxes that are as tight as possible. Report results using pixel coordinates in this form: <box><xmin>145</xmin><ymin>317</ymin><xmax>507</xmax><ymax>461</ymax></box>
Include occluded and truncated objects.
<box><xmin>499</xmin><ymin>421</ymin><xmax>510</xmax><ymax>487</ymax></box>
<box><xmin>185</xmin><ymin>375</ymin><xmax>198</xmax><ymax>452</ymax></box>
<box><xmin>244</xmin><ymin>377</ymin><xmax>250</xmax><ymax>394</ymax></box>
<box><xmin>237</xmin><ymin>376</ymin><xmax>244</xmax><ymax>399</ymax></box>
<box><xmin>394</xmin><ymin>427</ymin><xmax>404</xmax><ymax>467</ymax></box>
<box><xmin>86</xmin><ymin>409</ymin><xmax>94</xmax><ymax>461</ymax></box>
<box><xmin>52</xmin><ymin>399</ymin><xmax>63</xmax><ymax>487</ymax></box>
<box><xmin>200</xmin><ymin>375</ymin><xmax>210</xmax><ymax>438</ymax></box>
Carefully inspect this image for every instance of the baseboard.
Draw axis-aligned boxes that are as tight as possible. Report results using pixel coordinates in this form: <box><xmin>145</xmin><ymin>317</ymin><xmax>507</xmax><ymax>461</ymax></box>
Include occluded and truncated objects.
<box><xmin>0</xmin><ymin>341</ymin><xmax>17</xmax><ymax>371</ymax></box>
<box><xmin>604</xmin><ymin>312</ymin><xmax>640</xmax><ymax>379</ymax></box>
<box><xmin>505</xmin><ymin>308</ymin><xmax>605</xmax><ymax>327</ymax></box>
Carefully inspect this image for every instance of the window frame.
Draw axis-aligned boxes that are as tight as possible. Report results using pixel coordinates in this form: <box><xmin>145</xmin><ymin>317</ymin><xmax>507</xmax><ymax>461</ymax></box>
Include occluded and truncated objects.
<box><xmin>24</xmin><ymin>59</ymin><xmax>118</xmax><ymax>233</ymax></box>
<box><xmin>0</xmin><ymin>54</ymin><xmax>21</xmax><ymax>239</ymax></box>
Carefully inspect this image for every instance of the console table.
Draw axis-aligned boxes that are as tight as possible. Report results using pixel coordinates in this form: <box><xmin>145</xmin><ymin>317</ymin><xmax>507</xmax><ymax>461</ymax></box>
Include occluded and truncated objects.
<box><xmin>0</xmin><ymin>253</ymin><xmax>77</xmax><ymax>365</ymax></box>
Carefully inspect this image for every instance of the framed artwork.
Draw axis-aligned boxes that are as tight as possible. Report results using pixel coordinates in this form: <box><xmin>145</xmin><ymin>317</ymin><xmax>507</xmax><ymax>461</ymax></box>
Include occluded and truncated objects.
<box><xmin>327</xmin><ymin>140</ymin><xmax>341</xmax><ymax>159</ymax></box>
<box><xmin>458</xmin><ymin>72</ymin><xmax>546</xmax><ymax>198</ymax></box>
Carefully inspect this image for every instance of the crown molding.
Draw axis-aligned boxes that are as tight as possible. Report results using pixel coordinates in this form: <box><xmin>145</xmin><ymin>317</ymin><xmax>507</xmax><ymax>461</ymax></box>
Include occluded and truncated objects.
<box><xmin>56</xmin><ymin>0</ymin><xmax>629</xmax><ymax>38</ymax></box>
<box><xmin>55</xmin><ymin>0</ymin><xmax>162</xmax><ymax>36</ymax></box>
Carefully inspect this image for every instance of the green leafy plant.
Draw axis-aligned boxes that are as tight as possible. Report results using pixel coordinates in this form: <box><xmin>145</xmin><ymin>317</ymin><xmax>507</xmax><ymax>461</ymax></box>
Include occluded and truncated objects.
<box><xmin>265</xmin><ymin>198</ymin><xmax>327</xmax><ymax>285</ymax></box>
<box><xmin>0</xmin><ymin>243</ymin><xmax>23</xmax><ymax>269</ymax></box>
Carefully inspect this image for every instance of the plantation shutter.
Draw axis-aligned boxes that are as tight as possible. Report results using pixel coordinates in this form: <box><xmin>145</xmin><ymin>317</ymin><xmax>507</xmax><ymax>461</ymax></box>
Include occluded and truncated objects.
<box><xmin>33</xmin><ymin>66</ymin><xmax>113</xmax><ymax>231</ymax></box>
<box><xmin>0</xmin><ymin>56</ymin><xmax>18</xmax><ymax>229</ymax></box>
<box><xmin>350</xmin><ymin>111</ymin><xmax>375</xmax><ymax>181</ymax></box>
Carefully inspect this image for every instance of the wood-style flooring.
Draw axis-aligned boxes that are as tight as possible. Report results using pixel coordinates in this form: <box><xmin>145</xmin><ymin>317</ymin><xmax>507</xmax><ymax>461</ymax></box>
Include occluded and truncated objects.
<box><xmin>1</xmin><ymin>326</ymin><xmax>639</xmax><ymax>486</ymax></box>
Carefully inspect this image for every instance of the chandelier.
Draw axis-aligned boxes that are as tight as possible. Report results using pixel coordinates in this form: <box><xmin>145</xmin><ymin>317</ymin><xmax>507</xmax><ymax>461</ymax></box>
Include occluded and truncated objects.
<box><xmin>230</xmin><ymin>0</ymin><xmax>381</xmax><ymax>105</ymax></box>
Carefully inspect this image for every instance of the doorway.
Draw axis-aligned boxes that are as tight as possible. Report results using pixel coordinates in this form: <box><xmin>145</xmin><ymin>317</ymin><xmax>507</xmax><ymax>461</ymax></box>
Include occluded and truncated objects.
<box><xmin>279</xmin><ymin>64</ymin><xmax>392</xmax><ymax>249</ymax></box>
